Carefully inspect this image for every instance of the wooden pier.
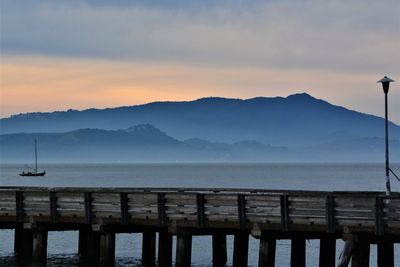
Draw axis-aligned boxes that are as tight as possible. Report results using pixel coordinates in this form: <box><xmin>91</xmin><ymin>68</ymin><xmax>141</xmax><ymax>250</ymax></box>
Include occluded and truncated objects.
<box><xmin>0</xmin><ymin>187</ymin><xmax>399</xmax><ymax>266</ymax></box>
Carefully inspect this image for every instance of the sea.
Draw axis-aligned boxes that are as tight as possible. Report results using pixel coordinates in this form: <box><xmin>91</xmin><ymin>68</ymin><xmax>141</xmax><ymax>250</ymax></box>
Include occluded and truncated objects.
<box><xmin>0</xmin><ymin>163</ymin><xmax>399</xmax><ymax>266</ymax></box>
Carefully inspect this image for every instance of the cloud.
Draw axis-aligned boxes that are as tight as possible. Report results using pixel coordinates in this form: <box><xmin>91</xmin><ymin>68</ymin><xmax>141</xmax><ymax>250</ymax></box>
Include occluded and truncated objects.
<box><xmin>1</xmin><ymin>0</ymin><xmax>399</xmax><ymax>73</ymax></box>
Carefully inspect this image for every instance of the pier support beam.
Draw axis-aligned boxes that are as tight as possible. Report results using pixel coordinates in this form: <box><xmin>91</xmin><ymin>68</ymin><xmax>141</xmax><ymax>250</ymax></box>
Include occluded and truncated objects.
<box><xmin>142</xmin><ymin>231</ymin><xmax>156</xmax><ymax>265</ymax></box>
<box><xmin>32</xmin><ymin>230</ymin><xmax>48</xmax><ymax>263</ymax></box>
<box><xmin>176</xmin><ymin>233</ymin><xmax>192</xmax><ymax>267</ymax></box>
<box><xmin>99</xmin><ymin>232</ymin><xmax>115</xmax><ymax>267</ymax></box>
<box><xmin>291</xmin><ymin>236</ymin><xmax>306</xmax><ymax>267</ymax></box>
<box><xmin>212</xmin><ymin>233</ymin><xmax>227</xmax><ymax>266</ymax></box>
<box><xmin>319</xmin><ymin>235</ymin><xmax>335</xmax><ymax>267</ymax></box>
<box><xmin>233</xmin><ymin>232</ymin><xmax>249</xmax><ymax>267</ymax></box>
<box><xmin>258</xmin><ymin>234</ymin><xmax>276</xmax><ymax>267</ymax></box>
<box><xmin>377</xmin><ymin>240</ymin><xmax>394</xmax><ymax>267</ymax></box>
<box><xmin>158</xmin><ymin>229</ymin><xmax>173</xmax><ymax>267</ymax></box>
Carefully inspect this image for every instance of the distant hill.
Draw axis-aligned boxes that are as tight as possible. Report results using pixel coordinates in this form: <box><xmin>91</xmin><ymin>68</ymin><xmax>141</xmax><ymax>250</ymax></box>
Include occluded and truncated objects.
<box><xmin>1</xmin><ymin>124</ymin><xmax>399</xmax><ymax>163</ymax></box>
<box><xmin>1</xmin><ymin>93</ymin><xmax>399</xmax><ymax>147</ymax></box>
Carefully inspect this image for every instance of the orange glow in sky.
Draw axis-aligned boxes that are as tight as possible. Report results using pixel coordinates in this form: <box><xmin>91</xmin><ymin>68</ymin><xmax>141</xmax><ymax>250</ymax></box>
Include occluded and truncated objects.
<box><xmin>2</xmin><ymin>55</ymin><xmax>397</xmax><ymax>123</ymax></box>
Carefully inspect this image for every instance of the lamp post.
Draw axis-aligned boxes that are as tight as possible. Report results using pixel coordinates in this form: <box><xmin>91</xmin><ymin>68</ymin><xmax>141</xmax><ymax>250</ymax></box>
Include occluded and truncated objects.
<box><xmin>377</xmin><ymin>76</ymin><xmax>395</xmax><ymax>198</ymax></box>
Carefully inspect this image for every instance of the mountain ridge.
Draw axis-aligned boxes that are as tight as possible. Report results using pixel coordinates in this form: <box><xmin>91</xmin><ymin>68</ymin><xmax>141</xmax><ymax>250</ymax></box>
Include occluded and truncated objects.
<box><xmin>1</xmin><ymin>93</ymin><xmax>399</xmax><ymax>147</ymax></box>
<box><xmin>1</xmin><ymin>124</ymin><xmax>399</xmax><ymax>163</ymax></box>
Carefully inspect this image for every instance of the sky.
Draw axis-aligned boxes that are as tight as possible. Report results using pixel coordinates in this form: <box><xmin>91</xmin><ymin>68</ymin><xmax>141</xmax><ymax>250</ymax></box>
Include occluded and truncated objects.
<box><xmin>1</xmin><ymin>0</ymin><xmax>399</xmax><ymax>123</ymax></box>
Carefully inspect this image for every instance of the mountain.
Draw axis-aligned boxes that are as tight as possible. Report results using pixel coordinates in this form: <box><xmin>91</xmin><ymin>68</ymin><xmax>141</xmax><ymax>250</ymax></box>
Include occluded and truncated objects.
<box><xmin>1</xmin><ymin>93</ymin><xmax>399</xmax><ymax>147</ymax></box>
<box><xmin>1</xmin><ymin>124</ymin><xmax>399</xmax><ymax>163</ymax></box>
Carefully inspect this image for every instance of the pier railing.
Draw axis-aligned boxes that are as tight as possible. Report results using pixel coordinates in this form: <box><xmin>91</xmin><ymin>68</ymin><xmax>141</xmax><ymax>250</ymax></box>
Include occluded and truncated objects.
<box><xmin>0</xmin><ymin>187</ymin><xmax>399</xmax><ymax>267</ymax></box>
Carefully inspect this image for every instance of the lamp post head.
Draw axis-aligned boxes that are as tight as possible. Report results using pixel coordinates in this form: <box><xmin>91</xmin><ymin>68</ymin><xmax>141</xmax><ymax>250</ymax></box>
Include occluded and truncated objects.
<box><xmin>378</xmin><ymin>76</ymin><xmax>395</xmax><ymax>94</ymax></box>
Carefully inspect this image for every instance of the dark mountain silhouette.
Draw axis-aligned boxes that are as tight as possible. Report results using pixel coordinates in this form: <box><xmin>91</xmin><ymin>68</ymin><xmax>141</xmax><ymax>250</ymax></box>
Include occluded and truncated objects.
<box><xmin>1</xmin><ymin>124</ymin><xmax>399</xmax><ymax>163</ymax></box>
<box><xmin>1</xmin><ymin>93</ymin><xmax>399</xmax><ymax>147</ymax></box>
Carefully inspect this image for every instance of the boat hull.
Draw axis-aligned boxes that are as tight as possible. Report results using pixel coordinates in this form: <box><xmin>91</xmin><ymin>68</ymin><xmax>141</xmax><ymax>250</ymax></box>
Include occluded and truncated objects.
<box><xmin>19</xmin><ymin>171</ymin><xmax>46</xmax><ymax>177</ymax></box>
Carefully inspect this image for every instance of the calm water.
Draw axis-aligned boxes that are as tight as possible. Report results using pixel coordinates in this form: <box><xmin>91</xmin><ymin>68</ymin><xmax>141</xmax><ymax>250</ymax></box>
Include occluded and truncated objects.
<box><xmin>0</xmin><ymin>163</ymin><xmax>399</xmax><ymax>266</ymax></box>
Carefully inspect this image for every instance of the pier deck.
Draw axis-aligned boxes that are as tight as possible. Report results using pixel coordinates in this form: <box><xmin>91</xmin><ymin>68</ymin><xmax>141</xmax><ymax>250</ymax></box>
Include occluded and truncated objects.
<box><xmin>0</xmin><ymin>187</ymin><xmax>399</xmax><ymax>266</ymax></box>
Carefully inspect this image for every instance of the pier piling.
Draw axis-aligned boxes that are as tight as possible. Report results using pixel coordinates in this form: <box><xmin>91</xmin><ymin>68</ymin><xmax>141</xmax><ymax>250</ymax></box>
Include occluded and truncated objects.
<box><xmin>258</xmin><ymin>234</ymin><xmax>276</xmax><ymax>267</ymax></box>
<box><xmin>377</xmin><ymin>240</ymin><xmax>394</xmax><ymax>267</ymax></box>
<box><xmin>31</xmin><ymin>229</ymin><xmax>48</xmax><ymax>263</ymax></box>
<box><xmin>212</xmin><ymin>233</ymin><xmax>227</xmax><ymax>266</ymax></box>
<box><xmin>142</xmin><ymin>231</ymin><xmax>156</xmax><ymax>265</ymax></box>
<box><xmin>158</xmin><ymin>229</ymin><xmax>173</xmax><ymax>267</ymax></box>
<box><xmin>99</xmin><ymin>231</ymin><xmax>115</xmax><ymax>266</ymax></box>
<box><xmin>319</xmin><ymin>235</ymin><xmax>336</xmax><ymax>267</ymax></box>
<box><xmin>176</xmin><ymin>233</ymin><xmax>192</xmax><ymax>267</ymax></box>
<box><xmin>233</xmin><ymin>231</ymin><xmax>249</xmax><ymax>267</ymax></box>
<box><xmin>290</xmin><ymin>236</ymin><xmax>306</xmax><ymax>267</ymax></box>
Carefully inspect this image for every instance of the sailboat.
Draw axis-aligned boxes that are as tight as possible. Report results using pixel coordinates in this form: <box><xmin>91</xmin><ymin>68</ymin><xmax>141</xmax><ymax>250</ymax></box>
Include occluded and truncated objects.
<box><xmin>19</xmin><ymin>139</ymin><xmax>46</xmax><ymax>176</ymax></box>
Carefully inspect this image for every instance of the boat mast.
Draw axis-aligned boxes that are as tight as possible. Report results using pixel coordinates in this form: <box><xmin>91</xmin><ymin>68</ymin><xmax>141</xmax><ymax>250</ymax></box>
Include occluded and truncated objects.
<box><xmin>34</xmin><ymin>139</ymin><xmax>37</xmax><ymax>175</ymax></box>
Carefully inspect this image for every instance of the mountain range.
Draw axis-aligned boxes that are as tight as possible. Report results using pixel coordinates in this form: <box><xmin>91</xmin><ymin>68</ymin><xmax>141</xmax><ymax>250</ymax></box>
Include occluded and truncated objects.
<box><xmin>1</xmin><ymin>93</ymin><xmax>399</xmax><ymax>162</ymax></box>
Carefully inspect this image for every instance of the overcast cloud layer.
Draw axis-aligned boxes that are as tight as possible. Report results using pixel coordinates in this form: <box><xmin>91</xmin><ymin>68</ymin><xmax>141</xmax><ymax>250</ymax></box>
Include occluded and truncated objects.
<box><xmin>1</xmin><ymin>0</ymin><xmax>399</xmax><ymax>73</ymax></box>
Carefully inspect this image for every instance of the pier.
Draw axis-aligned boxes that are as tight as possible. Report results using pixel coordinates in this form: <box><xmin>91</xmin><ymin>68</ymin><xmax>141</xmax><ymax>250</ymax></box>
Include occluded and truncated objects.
<box><xmin>0</xmin><ymin>187</ymin><xmax>399</xmax><ymax>266</ymax></box>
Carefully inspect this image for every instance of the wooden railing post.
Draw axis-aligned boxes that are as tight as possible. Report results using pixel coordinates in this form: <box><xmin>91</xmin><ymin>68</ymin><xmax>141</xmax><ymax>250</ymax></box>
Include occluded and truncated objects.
<box><xmin>16</xmin><ymin>191</ymin><xmax>24</xmax><ymax>223</ymax></box>
<box><xmin>50</xmin><ymin>191</ymin><xmax>58</xmax><ymax>223</ymax></box>
<box><xmin>120</xmin><ymin>192</ymin><xmax>129</xmax><ymax>225</ymax></box>
<box><xmin>84</xmin><ymin>192</ymin><xmax>92</xmax><ymax>224</ymax></box>
<box><xmin>197</xmin><ymin>193</ymin><xmax>205</xmax><ymax>228</ymax></box>
<box><xmin>238</xmin><ymin>194</ymin><xmax>246</xmax><ymax>229</ymax></box>
<box><xmin>375</xmin><ymin>196</ymin><xmax>384</xmax><ymax>236</ymax></box>
<box><xmin>326</xmin><ymin>195</ymin><xmax>335</xmax><ymax>233</ymax></box>
<box><xmin>158</xmin><ymin>193</ymin><xmax>166</xmax><ymax>226</ymax></box>
<box><xmin>280</xmin><ymin>194</ymin><xmax>289</xmax><ymax>231</ymax></box>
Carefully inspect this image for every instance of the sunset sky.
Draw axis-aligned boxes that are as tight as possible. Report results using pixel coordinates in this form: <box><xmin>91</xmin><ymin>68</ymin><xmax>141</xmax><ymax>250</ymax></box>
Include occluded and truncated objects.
<box><xmin>1</xmin><ymin>0</ymin><xmax>399</xmax><ymax>123</ymax></box>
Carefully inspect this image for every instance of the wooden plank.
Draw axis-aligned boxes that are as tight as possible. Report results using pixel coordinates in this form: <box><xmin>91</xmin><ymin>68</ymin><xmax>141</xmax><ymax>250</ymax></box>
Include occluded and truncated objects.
<box><xmin>206</xmin><ymin>215</ymin><xmax>238</xmax><ymax>221</ymax></box>
<box><xmin>205</xmin><ymin>206</ymin><xmax>238</xmax><ymax>214</ymax></box>
<box><xmin>167</xmin><ymin>214</ymin><xmax>197</xmax><ymax>221</ymax></box>
<box><xmin>57</xmin><ymin>211</ymin><xmax>85</xmax><ymax>217</ymax></box>
<box><xmin>92</xmin><ymin>212</ymin><xmax>121</xmax><ymax>218</ymax></box>
<box><xmin>246</xmin><ymin>207</ymin><xmax>281</xmax><ymax>214</ymax></box>
<box><xmin>129</xmin><ymin>207</ymin><xmax>158</xmax><ymax>213</ymax></box>
<box><xmin>130</xmin><ymin>214</ymin><xmax>158</xmax><ymax>220</ymax></box>
<box><xmin>57</xmin><ymin>203</ymin><xmax>85</xmax><ymax>210</ymax></box>
<box><xmin>128</xmin><ymin>194</ymin><xmax>157</xmax><ymax>205</ymax></box>
<box><xmin>0</xmin><ymin>202</ymin><xmax>18</xmax><ymax>208</ymax></box>
<box><xmin>335</xmin><ymin>198</ymin><xmax>375</xmax><ymax>208</ymax></box>
<box><xmin>335</xmin><ymin>211</ymin><xmax>375</xmax><ymax>219</ymax></box>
